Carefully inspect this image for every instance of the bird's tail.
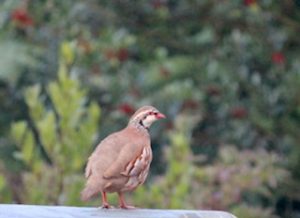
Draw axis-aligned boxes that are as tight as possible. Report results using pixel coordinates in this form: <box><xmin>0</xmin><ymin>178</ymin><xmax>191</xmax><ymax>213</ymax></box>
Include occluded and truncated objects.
<box><xmin>81</xmin><ymin>186</ymin><xmax>97</xmax><ymax>201</ymax></box>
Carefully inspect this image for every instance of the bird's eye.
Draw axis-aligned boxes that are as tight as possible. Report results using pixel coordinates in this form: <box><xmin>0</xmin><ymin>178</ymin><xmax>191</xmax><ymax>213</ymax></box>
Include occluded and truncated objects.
<box><xmin>148</xmin><ymin>111</ymin><xmax>157</xmax><ymax>116</ymax></box>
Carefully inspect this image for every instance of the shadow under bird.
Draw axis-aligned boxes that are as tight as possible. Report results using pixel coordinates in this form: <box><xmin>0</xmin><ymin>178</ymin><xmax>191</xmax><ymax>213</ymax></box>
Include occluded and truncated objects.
<box><xmin>81</xmin><ymin>105</ymin><xmax>166</xmax><ymax>209</ymax></box>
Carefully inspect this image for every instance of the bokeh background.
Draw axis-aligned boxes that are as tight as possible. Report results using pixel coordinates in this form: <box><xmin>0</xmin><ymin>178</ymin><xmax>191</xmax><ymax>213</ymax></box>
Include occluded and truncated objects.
<box><xmin>0</xmin><ymin>0</ymin><xmax>300</xmax><ymax>217</ymax></box>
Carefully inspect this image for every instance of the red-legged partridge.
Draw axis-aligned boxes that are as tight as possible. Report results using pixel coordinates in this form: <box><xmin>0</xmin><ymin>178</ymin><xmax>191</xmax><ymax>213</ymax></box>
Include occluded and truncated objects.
<box><xmin>81</xmin><ymin>106</ymin><xmax>165</xmax><ymax>209</ymax></box>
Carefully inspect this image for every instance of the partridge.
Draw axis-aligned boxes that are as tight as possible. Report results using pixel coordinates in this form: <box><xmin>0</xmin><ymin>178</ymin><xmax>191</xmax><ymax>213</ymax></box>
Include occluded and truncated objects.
<box><xmin>81</xmin><ymin>105</ymin><xmax>165</xmax><ymax>209</ymax></box>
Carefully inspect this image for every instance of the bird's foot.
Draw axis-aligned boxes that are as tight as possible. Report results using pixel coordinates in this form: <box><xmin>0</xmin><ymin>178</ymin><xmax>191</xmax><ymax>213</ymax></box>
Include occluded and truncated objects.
<box><xmin>99</xmin><ymin>203</ymin><xmax>113</xmax><ymax>209</ymax></box>
<box><xmin>119</xmin><ymin>204</ymin><xmax>137</xmax><ymax>209</ymax></box>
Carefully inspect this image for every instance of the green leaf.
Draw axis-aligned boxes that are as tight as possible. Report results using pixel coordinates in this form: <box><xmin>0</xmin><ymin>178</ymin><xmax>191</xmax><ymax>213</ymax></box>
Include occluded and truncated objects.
<box><xmin>60</xmin><ymin>41</ymin><xmax>75</xmax><ymax>65</ymax></box>
<box><xmin>37</xmin><ymin>111</ymin><xmax>57</xmax><ymax>157</ymax></box>
<box><xmin>24</xmin><ymin>85</ymin><xmax>45</xmax><ymax>121</ymax></box>
<box><xmin>21</xmin><ymin>131</ymin><xmax>35</xmax><ymax>164</ymax></box>
<box><xmin>11</xmin><ymin>121</ymin><xmax>27</xmax><ymax>145</ymax></box>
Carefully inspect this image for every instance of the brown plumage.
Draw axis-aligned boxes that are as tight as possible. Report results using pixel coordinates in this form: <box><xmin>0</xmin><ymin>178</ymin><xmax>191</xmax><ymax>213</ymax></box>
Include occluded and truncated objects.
<box><xmin>81</xmin><ymin>105</ymin><xmax>165</xmax><ymax>209</ymax></box>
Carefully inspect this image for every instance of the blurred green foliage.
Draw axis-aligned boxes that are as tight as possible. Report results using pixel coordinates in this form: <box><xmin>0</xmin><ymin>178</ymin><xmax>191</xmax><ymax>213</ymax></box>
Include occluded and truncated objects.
<box><xmin>0</xmin><ymin>0</ymin><xmax>300</xmax><ymax>217</ymax></box>
<box><xmin>9</xmin><ymin>61</ymin><xmax>100</xmax><ymax>204</ymax></box>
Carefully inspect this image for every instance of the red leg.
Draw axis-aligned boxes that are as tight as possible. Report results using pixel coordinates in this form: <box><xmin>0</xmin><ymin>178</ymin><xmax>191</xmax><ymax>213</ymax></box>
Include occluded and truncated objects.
<box><xmin>100</xmin><ymin>191</ymin><xmax>111</xmax><ymax>209</ymax></box>
<box><xmin>118</xmin><ymin>192</ymin><xmax>136</xmax><ymax>209</ymax></box>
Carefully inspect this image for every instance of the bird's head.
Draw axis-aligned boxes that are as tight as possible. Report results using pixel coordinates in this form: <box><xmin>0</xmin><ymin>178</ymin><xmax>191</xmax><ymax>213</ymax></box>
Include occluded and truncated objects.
<box><xmin>129</xmin><ymin>106</ymin><xmax>166</xmax><ymax>129</ymax></box>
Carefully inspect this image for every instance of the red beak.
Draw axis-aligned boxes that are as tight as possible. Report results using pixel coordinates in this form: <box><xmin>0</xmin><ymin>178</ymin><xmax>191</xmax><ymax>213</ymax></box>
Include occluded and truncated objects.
<box><xmin>156</xmin><ymin>112</ymin><xmax>166</xmax><ymax>119</ymax></box>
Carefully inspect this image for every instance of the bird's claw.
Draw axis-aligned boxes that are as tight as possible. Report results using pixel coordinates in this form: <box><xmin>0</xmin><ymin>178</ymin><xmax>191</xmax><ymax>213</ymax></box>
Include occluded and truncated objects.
<box><xmin>99</xmin><ymin>204</ymin><xmax>114</xmax><ymax>209</ymax></box>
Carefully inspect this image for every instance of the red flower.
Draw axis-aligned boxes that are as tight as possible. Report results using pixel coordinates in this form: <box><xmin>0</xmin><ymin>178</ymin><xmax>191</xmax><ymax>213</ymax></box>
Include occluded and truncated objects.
<box><xmin>151</xmin><ymin>0</ymin><xmax>166</xmax><ymax>9</ymax></box>
<box><xmin>118</xmin><ymin>103</ymin><xmax>135</xmax><ymax>115</ymax></box>
<box><xmin>244</xmin><ymin>0</ymin><xmax>256</xmax><ymax>6</ymax></box>
<box><xmin>271</xmin><ymin>52</ymin><xmax>285</xmax><ymax>65</ymax></box>
<box><xmin>165</xmin><ymin>121</ymin><xmax>174</xmax><ymax>130</ymax></box>
<box><xmin>159</xmin><ymin>67</ymin><xmax>170</xmax><ymax>78</ymax></box>
<box><xmin>11</xmin><ymin>9</ymin><xmax>33</xmax><ymax>27</ymax></box>
<box><xmin>104</xmin><ymin>49</ymin><xmax>116</xmax><ymax>60</ymax></box>
<box><xmin>129</xmin><ymin>87</ymin><xmax>141</xmax><ymax>97</ymax></box>
<box><xmin>117</xmin><ymin>48</ymin><xmax>129</xmax><ymax>62</ymax></box>
<box><xmin>104</xmin><ymin>48</ymin><xmax>129</xmax><ymax>62</ymax></box>
<box><xmin>182</xmin><ymin>99</ymin><xmax>199</xmax><ymax>110</ymax></box>
<box><xmin>230</xmin><ymin>106</ymin><xmax>248</xmax><ymax>119</ymax></box>
<box><xmin>77</xmin><ymin>39</ymin><xmax>92</xmax><ymax>54</ymax></box>
<box><xmin>206</xmin><ymin>85</ymin><xmax>221</xmax><ymax>96</ymax></box>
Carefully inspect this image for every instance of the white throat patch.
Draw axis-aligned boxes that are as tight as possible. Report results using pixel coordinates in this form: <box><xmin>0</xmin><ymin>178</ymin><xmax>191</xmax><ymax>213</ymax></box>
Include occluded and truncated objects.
<box><xmin>141</xmin><ymin>114</ymin><xmax>156</xmax><ymax>128</ymax></box>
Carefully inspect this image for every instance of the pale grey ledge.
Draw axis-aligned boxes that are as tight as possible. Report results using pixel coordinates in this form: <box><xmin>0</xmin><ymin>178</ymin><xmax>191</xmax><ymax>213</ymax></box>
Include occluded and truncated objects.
<box><xmin>0</xmin><ymin>204</ymin><xmax>237</xmax><ymax>218</ymax></box>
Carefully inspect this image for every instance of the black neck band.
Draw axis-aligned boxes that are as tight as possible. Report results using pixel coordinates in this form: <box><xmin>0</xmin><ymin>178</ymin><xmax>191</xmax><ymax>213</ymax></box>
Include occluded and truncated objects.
<box><xmin>139</xmin><ymin>120</ymin><xmax>149</xmax><ymax>130</ymax></box>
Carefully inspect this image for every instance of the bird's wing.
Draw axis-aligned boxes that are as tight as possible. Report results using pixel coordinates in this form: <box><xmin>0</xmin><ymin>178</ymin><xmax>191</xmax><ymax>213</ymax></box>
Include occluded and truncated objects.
<box><xmin>103</xmin><ymin>143</ymin><xmax>143</xmax><ymax>179</ymax></box>
<box><xmin>85</xmin><ymin>156</ymin><xmax>93</xmax><ymax>178</ymax></box>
